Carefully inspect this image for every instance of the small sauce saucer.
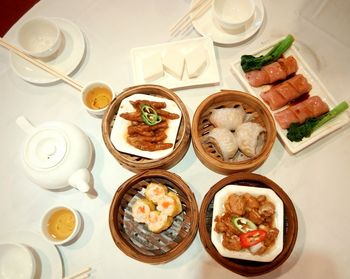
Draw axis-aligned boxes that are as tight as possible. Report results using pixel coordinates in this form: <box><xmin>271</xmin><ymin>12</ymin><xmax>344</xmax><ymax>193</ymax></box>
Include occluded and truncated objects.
<box><xmin>10</xmin><ymin>17</ymin><xmax>86</xmax><ymax>84</ymax></box>
<box><xmin>191</xmin><ymin>0</ymin><xmax>265</xmax><ymax>45</ymax></box>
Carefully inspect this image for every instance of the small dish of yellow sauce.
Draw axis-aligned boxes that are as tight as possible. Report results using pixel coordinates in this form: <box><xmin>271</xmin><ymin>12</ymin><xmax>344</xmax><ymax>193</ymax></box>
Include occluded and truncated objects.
<box><xmin>84</xmin><ymin>86</ymin><xmax>113</xmax><ymax>110</ymax></box>
<box><xmin>41</xmin><ymin>206</ymin><xmax>81</xmax><ymax>245</ymax></box>
<box><xmin>47</xmin><ymin>208</ymin><xmax>76</xmax><ymax>240</ymax></box>
<box><xmin>81</xmin><ymin>81</ymin><xmax>115</xmax><ymax>117</ymax></box>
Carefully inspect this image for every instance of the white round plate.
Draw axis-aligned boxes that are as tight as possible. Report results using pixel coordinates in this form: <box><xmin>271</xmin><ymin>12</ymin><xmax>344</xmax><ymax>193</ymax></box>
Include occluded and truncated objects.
<box><xmin>10</xmin><ymin>17</ymin><xmax>85</xmax><ymax>84</ymax></box>
<box><xmin>191</xmin><ymin>0</ymin><xmax>265</xmax><ymax>45</ymax></box>
<box><xmin>0</xmin><ymin>231</ymin><xmax>63</xmax><ymax>279</ymax></box>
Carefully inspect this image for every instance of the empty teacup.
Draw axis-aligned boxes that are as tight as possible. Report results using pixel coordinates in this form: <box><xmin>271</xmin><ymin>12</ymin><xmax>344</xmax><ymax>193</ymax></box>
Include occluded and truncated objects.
<box><xmin>17</xmin><ymin>17</ymin><xmax>62</xmax><ymax>58</ymax></box>
<box><xmin>213</xmin><ymin>0</ymin><xmax>256</xmax><ymax>31</ymax></box>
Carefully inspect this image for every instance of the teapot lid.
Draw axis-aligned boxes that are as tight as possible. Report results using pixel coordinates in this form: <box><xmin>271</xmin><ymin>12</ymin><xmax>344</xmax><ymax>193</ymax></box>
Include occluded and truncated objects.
<box><xmin>24</xmin><ymin>128</ymin><xmax>68</xmax><ymax>170</ymax></box>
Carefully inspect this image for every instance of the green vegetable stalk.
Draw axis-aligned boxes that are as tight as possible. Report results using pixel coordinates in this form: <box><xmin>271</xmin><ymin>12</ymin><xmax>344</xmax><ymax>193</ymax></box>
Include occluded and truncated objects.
<box><xmin>286</xmin><ymin>101</ymin><xmax>349</xmax><ymax>142</ymax></box>
<box><xmin>241</xmin><ymin>34</ymin><xmax>295</xmax><ymax>73</ymax></box>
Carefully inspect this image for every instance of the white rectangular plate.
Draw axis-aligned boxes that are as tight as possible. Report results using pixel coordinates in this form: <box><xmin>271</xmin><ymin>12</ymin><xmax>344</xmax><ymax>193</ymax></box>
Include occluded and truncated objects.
<box><xmin>130</xmin><ymin>37</ymin><xmax>220</xmax><ymax>90</ymax></box>
<box><xmin>110</xmin><ymin>94</ymin><xmax>182</xmax><ymax>160</ymax></box>
<box><xmin>231</xmin><ymin>37</ymin><xmax>350</xmax><ymax>154</ymax></box>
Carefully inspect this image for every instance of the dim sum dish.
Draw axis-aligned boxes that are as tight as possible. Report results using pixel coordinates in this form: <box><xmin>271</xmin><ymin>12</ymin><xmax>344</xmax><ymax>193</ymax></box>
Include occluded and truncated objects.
<box><xmin>231</xmin><ymin>36</ymin><xmax>349</xmax><ymax>154</ymax></box>
<box><xmin>191</xmin><ymin>90</ymin><xmax>276</xmax><ymax>175</ymax></box>
<box><xmin>199</xmin><ymin>172</ymin><xmax>298</xmax><ymax>276</ymax></box>
<box><xmin>102</xmin><ymin>85</ymin><xmax>191</xmax><ymax>172</ymax></box>
<box><xmin>109</xmin><ymin>169</ymin><xmax>198</xmax><ymax>264</ymax></box>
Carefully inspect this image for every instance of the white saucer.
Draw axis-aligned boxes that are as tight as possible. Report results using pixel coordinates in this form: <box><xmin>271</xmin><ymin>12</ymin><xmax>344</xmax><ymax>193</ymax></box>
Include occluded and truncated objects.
<box><xmin>0</xmin><ymin>231</ymin><xmax>63</xmax><ymax>279</ymax></box>
<box><xmin>10</xmin><ymin>18</ymin><xmax>85</xmax><ymax>84</ymax></box>
<box><xmin>191</xmin><ymin>0</ymin><xmax>265</xmax><ymax>45</ymax></box>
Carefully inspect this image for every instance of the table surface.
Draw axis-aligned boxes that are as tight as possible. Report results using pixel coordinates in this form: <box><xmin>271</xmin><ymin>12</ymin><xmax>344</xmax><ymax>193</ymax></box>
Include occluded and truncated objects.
<box><xmin>1</xmin><ymin>0</ymin><xmax>350</xmax><ymax>278</ymax></box>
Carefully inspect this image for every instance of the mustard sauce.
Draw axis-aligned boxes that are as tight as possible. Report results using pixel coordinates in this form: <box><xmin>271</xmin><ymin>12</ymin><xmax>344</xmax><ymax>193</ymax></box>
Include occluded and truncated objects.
<box><xmin>47</xmin><ymin>208</ymin><xmax>76</xmax><ymax>240</ymax></box>
<box><xmin>85</xmin><ymin>86</ymin><xmax>112</xmax><ymax>109</ymax></box>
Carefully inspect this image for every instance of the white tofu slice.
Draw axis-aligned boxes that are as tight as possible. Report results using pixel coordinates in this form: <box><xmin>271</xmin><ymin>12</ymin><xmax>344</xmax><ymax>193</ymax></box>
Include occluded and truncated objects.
<box><xmin>163</xmin><ymin>49</ymin><xmax>185</xmax><ymax>80</ymax></box>
<box><xmin>185</xmin><ymin>46</ymin><xmax>208</xmax><ymax>78</ymax></box>
<box><xmin>142</xmin><ymin>52</ymin><xmax>164</xmax><ymax>82</ymax></box>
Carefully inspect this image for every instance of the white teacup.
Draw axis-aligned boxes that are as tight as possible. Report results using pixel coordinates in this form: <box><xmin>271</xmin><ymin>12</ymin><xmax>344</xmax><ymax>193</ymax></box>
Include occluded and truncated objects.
<box><xmin>17</xmin><ymin>17</ymin><xmax>62</xmax><ymax>58</ymax></box>
<box><xmin>41</xmin><ymin>205</ymin><xmax>82</xmax><ymax>246</ymax></box>
<box><xmin>81</xmin><ymin>81</ymin><xmax>115</xmax><ymax>117</ymax></box>
<box><xmin>213</xmin><ymin>0</ymin><xmax>256</xmax><ymax>31</ymax></box>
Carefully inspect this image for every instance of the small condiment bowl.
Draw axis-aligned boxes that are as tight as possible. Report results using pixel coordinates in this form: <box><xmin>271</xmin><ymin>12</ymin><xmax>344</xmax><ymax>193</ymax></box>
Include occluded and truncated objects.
<box><xmin>81</xmin><ymin>81</ymin><xmax>115</xmax><ymax>117</ymax></box>
<box><xmin>213</xmin><ymin>0</ymin><xmax>256</xmax><ymax>31</ymax></box>
<box><xmin>17</xmin><ymin>17</ymin><xmax>62</xmax><ymax>58</ymax></box>
<box><xmin>0</xmin><ymin>242</ymin><xmax>36</xmax><ymax>279</ymax></box>
<box><xmin>41</xmin><ymin>205</ymin><xmax>81</xmax><ymax>246</ymax></box>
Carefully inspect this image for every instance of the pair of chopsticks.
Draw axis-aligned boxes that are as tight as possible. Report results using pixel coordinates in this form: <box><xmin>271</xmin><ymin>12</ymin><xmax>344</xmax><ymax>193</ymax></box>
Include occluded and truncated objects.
<box><xmin>63</xmin><ymin>267</ymin><xmax>92</xmax><ymax>279</ymax></box>
<box><xmin>0</xmin><ymin>37</ymin><xmax>83</xmax><ymax>91</ymax></box>
<box><xmin>170</xmin><ymin>0</ymin><xmax>213</xmax><ymax>36</ymax></box>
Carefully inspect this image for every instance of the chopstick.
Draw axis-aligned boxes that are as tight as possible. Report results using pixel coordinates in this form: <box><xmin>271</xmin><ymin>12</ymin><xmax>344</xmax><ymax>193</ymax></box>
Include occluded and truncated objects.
<box><xmin>63</xmin><ymin>267</ymin><xmax>92</xmax><ymax>279</ymax></box>
<box><xmin>0</xmin><ymin>37</ymin><xmax>83</xmax><ymax>91</ymax></box>
<box><xmin>170</xmin><ymin>0</ymin><xmax>212</xmax><ymax>36</ymax></box>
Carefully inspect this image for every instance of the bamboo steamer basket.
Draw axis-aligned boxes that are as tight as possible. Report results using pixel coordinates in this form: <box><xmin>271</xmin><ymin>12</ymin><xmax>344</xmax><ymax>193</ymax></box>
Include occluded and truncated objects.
<box><xmin>199</xmin><ymin>172</ymin><xmax>298</xmax><ymax>276</ymax></box>
<box><xmin>109</xmin><ymin>169</ymin><xmax>199</xmax><ymax>264</ymax></box>
<box><xmin>102</xmin><ymin>84</ymin><xmax>191</xmax><ymax>173</ymax></box>
<box><xmin>191</xmin><ymin>90</ymin><xmax>276</xmax><ymax>175</ymax></box>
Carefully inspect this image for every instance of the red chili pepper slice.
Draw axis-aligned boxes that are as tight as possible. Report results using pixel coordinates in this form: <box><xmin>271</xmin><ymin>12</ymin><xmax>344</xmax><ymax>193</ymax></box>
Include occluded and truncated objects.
<box><xmin>239</xmin><ymin>229</ymin><xmax>267</xmax><ymax>248</ymax></box>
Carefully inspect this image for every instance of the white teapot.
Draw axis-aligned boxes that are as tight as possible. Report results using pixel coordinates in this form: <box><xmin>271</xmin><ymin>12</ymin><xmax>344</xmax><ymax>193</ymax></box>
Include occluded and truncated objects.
<box><xmin>17</xmin><ymin>116</ymin><xmax>94</xmax><ymax>193</ymax></box>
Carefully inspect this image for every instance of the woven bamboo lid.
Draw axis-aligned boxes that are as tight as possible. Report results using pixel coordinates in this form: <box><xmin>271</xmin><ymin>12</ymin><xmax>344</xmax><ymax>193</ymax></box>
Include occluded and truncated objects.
<box><xmin>102</xmin><ymin>84</ymin><xmax>191</xmax><ymax>173</ymax></box>
<box><xmin>191</xmin><ymin>90</ymin><xmax>276</xmax><ymax>175</ymax></box>
<box><xmin>199</xmin><ymin>172</ymin><xmax>298</xmax><ymax>276</ymax></box>
<box><xmin>109</xmin><ymin>169</ymin><xmax>199</xmax><ymax>264</ymax></box>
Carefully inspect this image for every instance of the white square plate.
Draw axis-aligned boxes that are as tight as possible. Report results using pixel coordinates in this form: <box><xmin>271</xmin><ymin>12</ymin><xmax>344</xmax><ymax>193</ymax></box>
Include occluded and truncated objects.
<box><xmin>211</xmin><ymin>185</ymin><xmax>284</xmax><ymax>262</ymax></box>
<box><xmin>110</xmin><ymin>94</ymin><xmax>182</xmax><ymax>160</ymax></box>
<box><xmin>130</xmin><ymin>37</ymin><xmax>220</xmax><ymax>90</ymax></box>
<box><xmin>231</xmin><ymin>37</ymin><xmax>350</xmax><ymax>154</ymax></box>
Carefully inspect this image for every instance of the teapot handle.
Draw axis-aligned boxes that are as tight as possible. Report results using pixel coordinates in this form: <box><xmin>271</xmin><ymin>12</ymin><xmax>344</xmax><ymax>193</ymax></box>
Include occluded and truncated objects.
<box><xmin>16</xmin><ymin>116</ymin><xmax>35</xmax><ymax>134</ymax></box>
<box><xmin>68</xmin><ymin>168</ymin><xmax>92</xmax><ymax>193</ymax></box>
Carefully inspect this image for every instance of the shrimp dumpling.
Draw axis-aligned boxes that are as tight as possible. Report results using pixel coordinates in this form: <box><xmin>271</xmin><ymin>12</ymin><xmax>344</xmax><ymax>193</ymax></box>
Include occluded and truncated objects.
<box><xmin>236</xmin><ymin>122</ymin><xmax>266</xmax><ymax>157</ymax></box>
<box><xmin>131</xmin><ymin>198</ymin><xmax>155</xmax><ymax>223</ymax></box>
<box><xmin>147</xmin><ymin>211</ymin><xmax>173</xmax><ymax>233</ymax></box>
<box><xmin>209</xmin><ymin>106</ymin><xmax>246</xmax><ymax>131</ymax></box>
<box><xmin>145</xmin><ymin>182</ymin><xmax>168</xmax><ymax>204</ymax></box>
<box><xmin>206</xmin><ymin>128</ymin><xmax>238</xmax><ymax>161</ymax></box>
<box><xmin>156</xmin><ymin>191</ymin><xmax>182</xmax><ymax>217</ymax></box>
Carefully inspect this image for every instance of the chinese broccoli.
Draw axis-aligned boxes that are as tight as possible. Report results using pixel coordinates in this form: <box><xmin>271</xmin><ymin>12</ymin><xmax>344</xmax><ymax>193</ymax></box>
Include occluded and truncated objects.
<box><xmin>241</xmin><ymin>34</ymin><xmax>295</xmax><ymax>73</ymax></box>
<box><xmin>286</xmin><ymin>101</ymin><xmax>349</xmax><ymax>142</ymax></box>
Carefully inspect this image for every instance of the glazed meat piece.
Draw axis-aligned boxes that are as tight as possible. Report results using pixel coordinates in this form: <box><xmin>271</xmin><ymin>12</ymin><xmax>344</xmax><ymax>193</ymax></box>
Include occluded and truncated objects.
<box><xmin>264</xmin><ymin>228</ymin><xmax>280</xmax><ymax>247</ymax></box>
<box><xmin>127</xmin><ymin>122</ymin><xmax>168</xmax><ymax>136</ymax></box>
<box><xmin>214</xmin><ymin>213</ymin><xmax>241</xmax><ymax>235</ymax></box>
<box><xmin>258</xmin><ymin>201</ymin><xmax>275</xmax><ymax>217</ymax></box>
<box><xmin>157</xmin><ymin>109</ymin><xmax>180</xmax><ymax>120</ymax></box>
<box><xmin>127</xmin><ymin>137</ymin><xmax>173</xmax><ymax>151</ymax></box>
<box><xmin>245</xmin><ymin>56</ymin><xmax>298</xmax><ymax>87</ymax></box>
<box><xmin>243</xmin><ymin>193</ymin><xmax>259</xmax><ymax>210</ymax></box>
<box><xmin>260</xmin><ymin>74</ymin><xmax>312</xmax><ymax>110</ymax></box>
<box><xmin>120</xmin><ymin>111</ymin><xmax>142</xmax><ymax>122</ymax></box>
<box><xmin>224</xmin><ymin>194</ymin><xmax>246</xmax><ymax>216</ymax></box>
<box><xmin>274</xmin><ymin>95</ymin><xmax>329</xmax><ymax>129</ymax></box>
<box><xmin>222</xmin><ymin>231</ymin><xmax>242</xmax><ymax>251</ymax></box>
<box><xmin>245</xmin><ymin>209</ymin><xmax>264</xmax><ymax>225</ymax></box>
<box><xmin>130</xmin><ymin>100</ymin><xmax>167</xmax><ymax>110</ymax></box>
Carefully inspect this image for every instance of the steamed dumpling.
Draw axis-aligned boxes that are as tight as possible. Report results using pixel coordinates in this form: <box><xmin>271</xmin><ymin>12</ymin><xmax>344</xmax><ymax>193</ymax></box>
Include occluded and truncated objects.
<box><xmin>147</xmin><ymin>211</ymin><xmax>173</xmax><ymax>233</ymax></box>
<box><xmin>156</xmin><ymin>191</ymin><xmax>182</xmax><ymax>217</ymax></box>
<box><xmin>236</xmin><ymin>122</ymin><xmax>266</xmax><ymax>157</ymax></box>
<box><xmin>209</xmin><ymin>106</ymin><xmax>246</xmax><ymax>131</ymax></box>
<box><xmin>206</xmin><ymin>128</ymin><xmax>238</xmax><ymax>161</ymax></box>
<box><xmin>145</xmin><ymin>182</ymin><xmax>168</xmax><ymax>204</ymax></box>
<box><xmin>131</xmin><ymin>198</ymin><xmax>155</xmax><ymax>223</ymax></box>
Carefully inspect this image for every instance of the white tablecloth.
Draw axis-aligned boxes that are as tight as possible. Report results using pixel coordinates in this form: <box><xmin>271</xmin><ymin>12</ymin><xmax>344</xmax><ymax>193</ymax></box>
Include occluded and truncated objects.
<box><xmin>1</xmin><ymin>0</ymin><xmax>350</xmax><ymax>278</ymax></box>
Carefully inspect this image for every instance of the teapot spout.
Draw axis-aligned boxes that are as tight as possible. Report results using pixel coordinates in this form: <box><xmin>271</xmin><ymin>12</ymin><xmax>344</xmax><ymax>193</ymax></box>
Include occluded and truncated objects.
<box><xmin>68</xmin><ymin>168</ymin><xmax>92</xmax><ymax>193</ymax></box>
